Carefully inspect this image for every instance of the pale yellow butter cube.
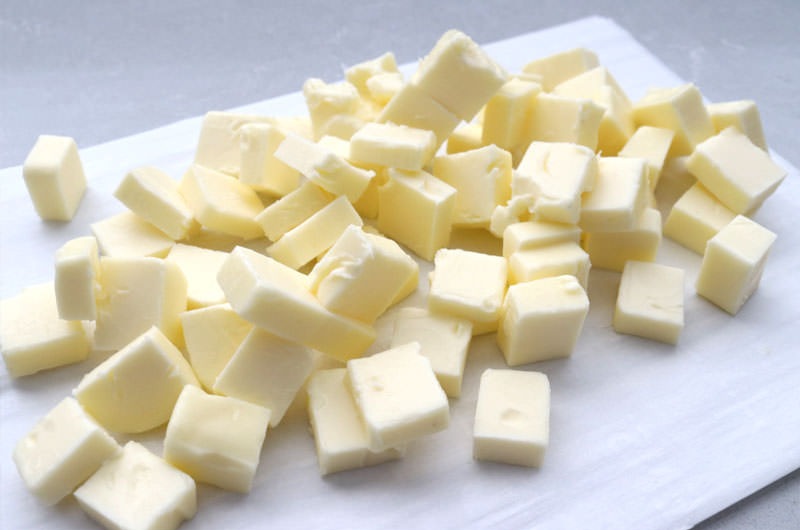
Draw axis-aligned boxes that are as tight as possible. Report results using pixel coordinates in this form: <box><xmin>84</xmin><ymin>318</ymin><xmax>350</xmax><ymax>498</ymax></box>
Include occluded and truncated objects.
<box><xmin>446</xmin><ymin>124</ymin><xmax>484</xmax><ymax>154</ymax></box>
<box><xmin>366</xmin><ymin>72</ymin><xmax>403</xmax><ymax>105</ymax></box>
<box><xmin>377</xmin><ymin>82</ymin><xmax>460</xmax><ymax>149</ymax></box>
<box><xmin>350</xmin><ymin>122</ymin><xmax>436</xmax><ymax>171</ymax></box>
<box><xmin>502</xmin><ymin>221</ymin><xmax>581</xmax><ymax>258</ymax></box>
<box><xmin>75</xmin><ymin>326</ymin><xmax>199</xmax><ymax>433</ymax></box>
<box><xmin>303</xmin><ymin>78</ymin><xmax>360</xmax><ymax>140</ymax></box>
<box><xmin>473</xmin><ymin>369</ymin><xmax>550</xmax><ymax>467</ymax></box>
<box><xmin>482</xmin><ymin>78</ymin><xmax>541</xmax><ymax>150</ymax></box>
<box><xmin>1</xmin><ymin>283</ymin><xmax>89</xmax><ymax>378</ymax></box>
<box><xmin>707</xmin><ymin>100</ymin><xmax>767</xmax><ymax>151</ymax></box>
<box><xmin>346</xmin><ymin>52</ymin><xmax>399</xmax><ymax>95</ymax></box>
<box><xmin>583</xmin><ymin>208</ymin><xmax>662</xmax><ymax>272</ymax></box>
<box><xmin>314</xmin><ymin>136</ymin><xmax>384</xmax><ymax>218</ymax></box>
<box><xmin>526</xmin><ymin>93</ymin><xmax>605</xmax><ymax>151</ymax></box>
<box><xmin>239</xmin><ymin>123</ymin><xmax>301</xmax><ymax>197</ymax></box>
<box><xmin>618</xmin><ymin>126</ymin><xmax>675</xmax><ymax>189</ymax></box>
<box><xmin>498</xmin><ymin>275</ymin><xmax>589</xmax><ymax>366</ymax></box>
<box><xmin>522</xmin><ymin>46</ymin><xmax>599</xmax><ymax>91</ymax></box>
<box><xmin>23</xmin><ymin>135</ymin><xmax>87</xmax><ymax>221</ymax></box>
<box><xmin>696</xmin><ymin>215</ymin><xmax>777</xmax><ymax>314</ymax></box>
<box><xmin>255</xmin><ymin>181</ymin><xmax>333</xmax><ymax>241</ymax></box>
<box><xmin>91</xmin><ymin>211</ymin><xmax>175</xmax><ymax>258</ymax></box>
<box><xmin>614</xmin><ymin>261</ymin><xmax>684</xmax><ymax>344</ymax></box>
<box><xmin>489</xmin><ymin>194</ymin><xmax>534</xmax><ymax>238</ymax></box>
<box><xmin>272</xmin><ymin>115</ymin><xmax>313</xmax><ymax>140</ymax></box>
<box><xmin>54</xmin><ymin>236</ymin><xmax>100</xmax><ymax>321</ymax></box>
<box><xmin>194</xmin><ymin>111</ymin><xmax>274</xmax><ymax>176</ymax></box>
<box><xmin>164</xmin><ymin>385</ymin><xmax>270</xmax><ymax>493</ymax></box>
<box><xmin>664</xmin><ymin>183</ymin><xmax>736</xmax><ymax>255</ymax></box>
<box><xmin>686</xmin><ymin>127</ymin><xmax>786</xmax><ymax>214</ymax></box>
<box><xmin>508</xmin><ymin>242</ymin><xmax>591</xmax><ymax>287</ymax></box>
<box><xmin>165</xmin><ymin>243</ymin><xmax>227</xmax><ymax>309</ymax></box>
<box><xmin>655</xmin><ymin>155</ymin><xmax>696</xmax><ymax>208</ymax></box>
<box><xmin>579</xmin><ymin>157</ymin><xmax>648</xmax><ymax>232</ymax></box>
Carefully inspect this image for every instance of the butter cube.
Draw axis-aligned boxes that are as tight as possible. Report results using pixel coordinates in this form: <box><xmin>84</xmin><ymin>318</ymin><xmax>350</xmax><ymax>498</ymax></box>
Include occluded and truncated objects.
<box><xmin>377</xmin><ymin>82</ymin><xmax>460</xmax><ymax>150</ymax></box>
<box><xmin>13</xmin><ymin>397</ymin><xmax>119</xmax><ymax>505</ymax></box>
<box><xmin>502</xmin><ymin>221</ymin><xmax>581</xmax><ymax>258</ymax></box>
<box><xmin>473</xmin><ymin>369</ymin><xmax>550</xmax><ymax>467</ymax></box>
<box><xmin>489</xmin><ymin>195</ymin><xmax>534</xmax><ymax>238</ymax></box>
<box><xmin>412</xmin><ymin>29</ymin><xmax>507</xmax><ymax>121</ymax></box>
<box><xmin>239</xmin><ymin>123</ymin><xmax>301</xmax><ymax>197</ymax></box>
<box><xmin>255</xmin><ymin>181</ymin><xmax>333</xmax><ymax>241</ymax></box>
<box><xmin>22</xmin><ymin>135</ymin><xmax>87</xmax><ymax>221</ymax></box>
<box><xmin>391</xmin><ymin>307</ymin><xmax>472</xmax><ymax>397</ymax></box>
<box><xmin>707</xmin><ymin>100</ymin><xmax>767</xmax><ymax>151</ymax></box>
<box><xmin>181</xmin><ymin>304</ymin><xmax>252</xmax><ymax>390</ymax></box>
<box><xmin>94</xmin><ymin>257</ymin><xmax>187</xmax><ymax>351</ymax></box>
<box><xmin>664</xmin><ymin>183</ymin><xmax>736</xmax><ymax>255</ymax></box>
<box><xmin>1</xmin><ymin>283</ymin><xmax>89</xmax><ymax>378</ymax></box>
<box><xmin>74</xmin><ymin>442</ymin><xmax>196</xmax><ymax>530</ymax></box>
<box><xmin>75</xmin><ymin>326</ymin><xmax>199</xmax><ymax>433</ymax></box>
<box><xmin>522</xmin><ymin>47</ymin><xmax>599</xmax><ymax>91</ymax></box>
<box><xmin>377</xmin><ymin>168</ymin><xmax>457</xmax><ymax>261</ymax></box>
<box><xmin>508</xmin><ymin>242</ymin><xmax>591</xmax><ymax>287</ymax></box>
<box><xmin>346</xmin><ymin>342</ymin><xmax>449</xmax><ymax>451</ymax></box>
<box><xmin>429</xmin><ymin>248</ymin><xmax>507</xmax><ymax>333</ymax></box>
<box><xmin>273</xmin><ymin>115</ymin><xmax>313</xmax><ymax>140</ymax></box>
<box><xmin>164</xmin><ymin>243</ymin><xmax>227</xmax><ymax>309</ymax></box>
<box><xmin>579</xmin><ymin>157</ymin><xmax>648</xmax><ymax>232</ymax></box>
<box><xmin>482</xmin><ymin>78</ymin><xmax>541</xmax><ymax>150</ymax></box>
<box><xmin>618</xmin><ymin>126</ymin><xmax>675</xmax><ymax>189</ymax></box>
<box><xmin>194</xmin><ymin>111</ymin><xmax>274</xmax><ymax>176</ymax></box>
<box><xmin>303</xmin><ymin>78</ymin><xmax>360</xmax><ymax>140</ymax></box>
<box><xmin>346</xmin><ymin>52</ymin><xmax>399</xmax><ymax>95</ymax></box>
<box><xmin>526</xmin><ymin>93</ymin><xmax>605</xmax><ymax>151</ymax></box>
<box><xmin>163</xmin><ymin>385</ymin><xmax>270</xmax><ymax>492</ymax></box>
<box><xmin>655</xmin><ymin>155</ymin><xmax>696</xmax><ymax>207</ymax></box>
<box><xmin>366</xmin><ymin>72</ymin><xmax>403</xmax><ymax>105</ymax></box>
<box><xmin>91</xmin><ymin>211</ymin><xmax>175</xmax><ymax>258</ymax></box>
<box><xmin>447</xmin><ymin>124</ymin><xmax>484</xmax><ymax>154</ymax></box>
<box><xmin>54</xmin><ymin>236</ymin><xmax>100</xmax><ymax>321</ymax></box>
<box><xmin>307</xmin><ymin>369</ymin><xmax>404</xmax><ymax>475</ymax></box>
<box><xmin>696</xmin><ymin>215</ymin><xmax>777</xmax><ymax>315</ymax></box>
<box><xmin>350</xmin><ymin>122</ymin><xmax>436</xmax><ymax>171</ymax></box>
<box><xmin>515</xmin><ymin>142</ymin><xmax>597</xmax><ymax>225</ymax></box>
<box><xmin>614</xmin><ymin>261</ymin><xmax>684</xmax><ymax>344</ymax></box>
<box><xmin>114</xmin><ymin>166</ymin><xmax>197</xmax><ymax>240</ymax></box>
<box><xmin>583</xmin><ymin>208</ymin><xmax>662</xmax><ymax>272</ymax></box>
<box><xmin>217</xmin><ymin>247</ymin><xmax>376</xmax><ymax>361</ymax></box>
<box><xmin>433</xmin><ymin>145</ymin><xmax>512</xmax><ymax>228</ymax></box>
<box><xmin>179</xmin><ymin>164</ymin><xmax>264</xmax><ymax>239</ymax></box>
<box><xmin>309</xmin><ymin>225</ymin><xmax>418</xmax><ymax>323</ymax></box>
<box><xmin>632</xmin><ymin>84</ymin><xmax>715</xmax><ymax>156</ymax></box>
<box><xmin>498</xmin><ymin>275</ymin><xmax>589</xmax><ymax>366</ymax></box>
<box><xmin>686</xmin><ymin>127</ymin><xmax>786</xmax><ymax>214</ymax></box>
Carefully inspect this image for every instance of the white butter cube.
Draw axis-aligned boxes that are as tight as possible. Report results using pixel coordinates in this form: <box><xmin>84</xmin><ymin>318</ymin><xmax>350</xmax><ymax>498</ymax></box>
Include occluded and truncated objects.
<box><xmin>346</xmin><ymin>343</ymin><xmax>449</xmax><ymax>451</ymax></box>
<box><xmin>377</xmin><ymin>168</ymin><xmax>457</xmax><ymax>261</ymax></box>
<box><xmin>54</xmin><ymin>236</ymin><xmax>100</xmax><ymax>321</ymax></box>
<box><xmin>23</xmin><ymin>135</ymin><xmax>87</xmax><ymax>221</ymax></box>
<box><xmin>391</xmin><ymin>307</ymin><xmax>472</xmax><ymax>397</ymax></box>
<box><xmin>346</xmin><ymin>52</ymin><xmax>399</xmax><ymax>95</ymax></box>
<box><xmin>307</xmin><ymin>369</ymin><xmax>404</xmax><ymax>475</ymax></box>
<box><xmin>114</xmin><ymin>166</ymin><xmax>197</xmax><ymax>240</ymax></box>
<box><xmin>632</xmin><ymin>84</ymin><xmax>715</xmax><ymax>156</ymax></box>
<box><xmin>75</xmin><ymin>441</ymin><xmax>196</xmax><ymax>530</ymax></box>
<box><xmin>508</xmin><ymin>242</ymin><xmax>591</xmax><ymax>288</ymax></box>
<box><xmin>163</xmin><ymin>385</ymin><xmax>270</xmax><ymax>492</ymax></box>
<box><xmin>526</xmin><ymin>93</ymin><xmax>605</xmax><ymax>151</ymax></box>
<box><xmin>165</xmin><ymin>243</ymin><xmax>227</xmax><ymax>309</ymax></box>
<box><xmin>502</xmin><ymin>221</ymin><xmax>581</xmax><ymax>258</ymax></box>
<box><xmin>94</xmin><ymin>257</ymin><xmax>187</xmax><ymax>351</ymax></box>
<box><xmin>515</xmin><ymin>142</ymin><xmax>598</xmax><ymax>225</ymax></box>
<box><xmin>217</xmin><ymin>247</ymin><xmax>376</xmax><ymax>361</ymax></box>
<box><xmin>482</xmin><ymin>78</ymin><xmax>541</xmax><ymax>150</ymax></box>
<box><xmin>707</xmin><ymin>100</ymin><xmax>767</xmax><ymax>151</ymax></box>
<box><xmin>583</xmin><ymin>208</ymin><xmax>662</xmax><ymax>272</ymax></box>
<box><xmin>522</xmin><ymin>46</ymin><xmax>599</xmax><ymax>91</ymax></box>
<box><xmin>686</xmin><ymin>127</ymin><xmax>786</xmax><ymax>214</ymax></box>
<box><xmin>255</xmin><ymin>181</ymin><xmax>333</xmax><ymax>242</ymax></box>
<box><xmin>214</xmin><ymin>328</ymin><xmax>314</xmax><ymax>427</ymax></box>
<box><xmin>194</xmin><ymin>111</ymin><xmax>274</xmax><ymax>176</ymax></box>
<box><xmin>75</xmin><ymin>326</ymin><xmax>199</xmax><ymax>433</ymax></box>
<box><xmin>366</xmin><ymin>72</ymin><xmax>403</xmax><ymax>105</ymax></box>
<box><xmin>579</xmin><ymin>157</ymin><xmax>648</xmax><ymax>232</ymax></box>
<box><xmin>473</xmin><ymin>369</ymin><xmax>550</xmax><ymax>467</ymax></box>
<box><xmin>350</xmin><ymin>122</ymin><xmax>436</xmax><ymax>171</ymax></box>
<box><xmin>429</xmin><ymin>249</ymin><xmax>507</xmax><ymax>333</ymax></box>
<box><xmin>377</xmin><ymin>82</ymin><xmax>461</xmax><ymax>150</ymax></box>
<box><xmin>91</xmin><ymin>211</ymin><xmax>175</xmax><ymax>258</ymax></box>
<box><xmin>1</xmin><ymin>283</ymin><xmax>89</xmax><ymax>378</ymax></box>
<box><xmin>179</xmin><ymin>164</ymin><xmax>264</xmax><ymax>239</ymax></box>
<box><xmin>309</xmin><ymin>225</ymin><xmax>418</xmax><ymax>323</ymax></box>
<box><xmin>181</xmin><ymin>304</ymin><xmax>252</xmax><ymax>391</ymax></box>
<box><xmin>433</xmin><ymin>145</ymin><xmax>512</xmax><ymax>228</ymax></box>
<box><xmin>696</xmin><ymin>215</ymin><xmax>777</xmax><ymax>315</ymax></box>
<box><xmin>239</xmin><ymin>123</ymin><xmax>301</xmax><ymax>196</ymax></box>
<box><xmin>447</xmin><ymin>124</ymin><xmax>484</xmax><ymax>154</ymax></box>
<box><xmin>614</xmin><ymin>261</ymin><xmax>684</xmax><ymax>344</ymax></box>
<box><xmin>498</xmin><ymin>275</ymin><xmax>589</xmax><ymax>366</ymax></box>
<box><xmin>13</xmin><ymin>397</ymin><xmax>119</xmax><ymax>505</ymax></box>
<box><xmin>664</xmin><ymin>183</ymin><xmax>736</xmax><ymax>255</ymax></box>
<box><xmin>618</xmin><ymin>126</ymin><xmax>675</xmax><ymax>189</ymax></box>
<box><xmin>412</xmin><ymin>29</ymin><xmax>507</xmax><ymax>121</ymax></box>
<box><xmin>303</xmin><ymin>78</ymin><xmax>360</xmax><ymax>140</ymax></box>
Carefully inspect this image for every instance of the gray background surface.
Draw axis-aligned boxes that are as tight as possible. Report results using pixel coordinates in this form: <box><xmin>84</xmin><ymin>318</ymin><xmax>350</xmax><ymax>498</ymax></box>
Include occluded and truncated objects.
<box><xmin>2</xmin><ymin>0</ymin><xmax>798</xmax><ymax>528</ymax></box>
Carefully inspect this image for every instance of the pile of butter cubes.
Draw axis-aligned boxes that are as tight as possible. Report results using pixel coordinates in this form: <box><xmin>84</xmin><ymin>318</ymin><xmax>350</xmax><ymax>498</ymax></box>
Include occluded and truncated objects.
<box><xmin>3</xmin><ymin>28</ymin><xmax>786</xmax><ymax>530</ymax></box>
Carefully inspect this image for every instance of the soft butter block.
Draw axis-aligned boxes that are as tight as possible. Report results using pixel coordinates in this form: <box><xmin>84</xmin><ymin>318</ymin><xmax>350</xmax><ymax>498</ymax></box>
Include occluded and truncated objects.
<box><xmin>508</xmin><ymin>242</ymin><xmax>591</xmax><ymax>288</ymax></box>
<box><xmin>91</xmin><ymin>211</ymin><xmax>175</xmax><ymax>258</ymax></box>
<box><xmin>165</xmin><ymin>244</ymin><xmax>228</xmax><ymax>309</ymax></box>
<box><xmin>346</xmin><ymin>52</ymin><xmax>399</xmax><ymax>95</ymax></box>
<box><xmin>525</xmin><ymin>93</ymin><xmax>605</xmax><ymax>151</ymax></box>
<box><xmin>489</xmin><ymin>194</ymin><xmax>534</xmax><ymax>238</ymax></box>
<box><xmin>579</xmin><ymin>157</ymin><xmax>648</xmax><ymax>232</ymax></box>
<box><xmin>23</xmin><ymin>135</ymin><xmax>87</xmax><ymax>221</ymax></box>
<box><xmin>54</xmin><ymin>236</ymin><xmax>100</xmax><ymax>321</ymax></box>
<box><xmin>502</xmin><ymin>221</ymin><xmax>581</xmax><ymax>258</ymax></box>
<box><xmin>707</xmin><ymin>100</ymin><xmax>767</xmax><ymax>151</ymax></box>
<box><xmin>482</xmin><ymin>78</ymin><xmax>541</xmax><ymax>151</ymax></box>
<box><xmin>255</xmin><ymin>181</ymin><xmax>333</xmax><ymax>242</ymax></box>
<box><xmin>618</xmin><ymin>126</ymin><xmax>675</xmax><ymax>189</ymax></box>
<box><xmin>663</xmin><ymin>183</ymin><xmax>736</xmax><ymax>255</ymax></box>
<box><xmin>614</xmin><ymin>261</ymin><xmax>684</xmax><ymax>344</ymax></box>
<box><xmin>303</xmin><ymin>78</ymin><xmax>361</xmax><ymax>141</ymax></box>
<box><xmin>194</xmin><ymin>111</ymin><xmax>274</xmax><ymax>176</ymax></box>
<box><xmin>377</xmin><ymin>82</ymin><xmax>461</xmax><ymax>150</ymax></box>
<box><xmin>522</xmin><ymin>47</ymin><xmax>599</xmax><ymax>91</ymax></box>
<box><xmin>583</xmin><ymin>208</ymin><xmax>662</xmax><ymax>272</ymax></box>
<box><xmin>239</xmin><ymin>123</ymin><xmax>301</xmax><ymax>197</ymax></box>
<box><xmin>447</xmin><ymin>124</ymin><xmax>484</xmax><ymax>155</ymax></box>
<box><xmin>350</xmin><ymin>122</ymin><xmax>436</xmax><ymax>171</ymax></box>
<box><xmin>366</xmin><ymin>72</ymin><xmax>403</xmax><ymax>105</ymax></box>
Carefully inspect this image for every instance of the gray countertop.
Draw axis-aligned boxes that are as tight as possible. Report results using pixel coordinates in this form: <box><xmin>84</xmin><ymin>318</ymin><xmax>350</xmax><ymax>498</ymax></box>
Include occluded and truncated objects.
<box><xmin>2</xmin><ymin>0</ymin><xmax>799</xmax><ymax>527</ymax></box>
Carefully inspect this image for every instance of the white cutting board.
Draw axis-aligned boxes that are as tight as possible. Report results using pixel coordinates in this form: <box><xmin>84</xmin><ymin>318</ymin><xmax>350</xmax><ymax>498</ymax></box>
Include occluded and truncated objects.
<box><xmin>1</xmin><ymin>16</ymin><xmax>798</xmax><ymax>530</ymax></box>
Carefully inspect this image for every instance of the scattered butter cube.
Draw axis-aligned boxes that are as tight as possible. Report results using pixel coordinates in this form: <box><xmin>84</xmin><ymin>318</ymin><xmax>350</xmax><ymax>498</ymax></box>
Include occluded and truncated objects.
<box><xmin>346</xmin><ymin>52</ymin><xmax>399</xmax><ymax>95</ymax></box>
<box><xmin>366</xmin><ymin>72</ymin><xmax>403</xmax><ymax>105</ymax></box>
<box><xmin>526</xmin><ymin>93</ymin><xmax>605</xmax><ymax>151</ymax></box>
<box><xmin>583</xmin><ymin>208</ymin><xmax>662</xmax><ymax>272</ymax></box>
<box><xmin>255</xmin><ymin>181</ymin><xmax>333</xmax><ymax>242</ymax></box>
<box><xmin>664</xmin><ymin>182</ymin><xmax>736</xmax><ymax>255</ymax></box>
<box><xmin>163</xmin><ymin>385</ymin><xmax>270</xmax><ymax>493</ymax></box>
<box><xmin>696</xmin><ymin>215</ymin><xmax>777</xmax><ymax>315</ymax></box>
<box><xmin>579</xmin><ymin>157</ymin><xmax>648</xmax><ymax>232</ymax></box>
<box><xmin>239</xmin><ymin>123</ymin><xmax>301</xmax><ymax>197</ymax></box>
<box><xmin>522</xmin><ymin>46</ymin><xmax>599</xmax><ymax>91</ymax></box>
<box><xmin>91</xmin><ymin>211</ymin><xmax>175</xmax><ymax>258</ymax></box>
<box><xmin>377</xmin><ymin>82</ymin><xmax>460</xmax><ymax>151</ymax></box>
<box><xmin>22</xmin><ymin>135</ymin><xmax>87</xmax><ymax>221</ymax></box>
<box><xmin>489</xmin><ymin>194</ymin><xmax>534</xmax><ymax>238</ymax></box>
<box><xmin>346</xmin><ymin>342</ymin><xmax>449</xmax><ymax>451</ymax></box>
<box><xmin>54</xmin><ymin>236</ymin><xmax>100</xmax><ymax>321</ymax></box>
<box><xmin>473</xmin><ymin>369</ymin><xmax>550</xmax><ymax>467</ymax></box>
<box><xmin>165</xmin><ymin>243</ymin><xmax>228</xmax><ymax>309</ymax></box>
<box><xmin>350</xmin><ymin>122</ymin><xmax>436</xmax><ymax>171</ymax></box>
<box><xmin>1</xmin><ymin>283</ymin><xmax>89</xmax><ymax>378</ymax></box>
<box><xmin>508</xmin><ymin>242</ymin><xmax>591</xmax><ymax>288</ymax></box>
<box><xmin>614</xmin><ymin>261</ymin><xmax>684</xmax><ymax>344</ymax></box>
<box><xmin>194</xmin><ymin>111</ymin><xmax>274</xmax><ymax>176</ymax></box>
<box><xmin>502</xmin><ymin>220</ymin><xmax>581</xmax><ymax>258</ymax></box>
<box><xmin>482</xmin><ymin>78</ymin><xmax>541</xmax><ymax>151</ymax></box>
<box><xmin>498</xmin><ymin>275</ymin><xmax>589</xmax><ymax>366</ymax></box>
<box><xmin>74</xmin><ymin>441</ymin><xmax>196</xmax><ymax>530</ymax></box>
<box><xmin>618</xmin><ymin>126</ymin><xmax>675</xmax><ymax>189</ymax></box>
<box><xmin>446</xmin><ymin>124</ymin><xmax>484</xmax><ymax>155</ymax></box>
<box><xmin>707</xmin><ymin>100</ymin><xmax>767</xmax><ymax>151</ymax></box>
<box><xmin>303</xmin><ymin>78</ymin><xmax>360</xmax><ymax>141</ymax></box>
<box><xmin>655</xmin><ymin>155</ymin><xmax>696</xmax><ymax>208</ymax></box>
<box><xmin>13</xmin><ymin>397</ymin><xmax>119</xmax><ymax>505</ymax></box>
